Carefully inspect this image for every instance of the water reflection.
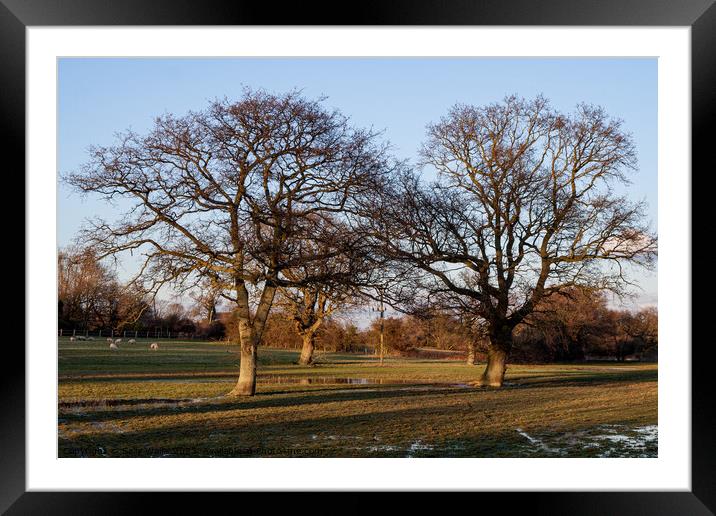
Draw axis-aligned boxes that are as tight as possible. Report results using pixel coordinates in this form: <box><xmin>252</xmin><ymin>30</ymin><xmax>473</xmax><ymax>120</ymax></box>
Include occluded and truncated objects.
<box><xmin>257</xmin><ymin>376</ymin><xmax>457</xmax><ymax>386</ymax></box>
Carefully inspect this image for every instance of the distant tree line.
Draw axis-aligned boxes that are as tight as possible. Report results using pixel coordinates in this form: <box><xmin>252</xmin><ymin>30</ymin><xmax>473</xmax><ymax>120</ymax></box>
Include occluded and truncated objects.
<box><xmin>58</xmin><ymin>248</ymin><xmax>145</xmax><ymax>333</ymax></box>
<box><xmin>59</xmin><ymin>248</ymin><xmax>195</xmax><ymax>336</ymax></box>
<box><xmin>248</xmin><ymin>289</ymin><xmax>657</xmax><ymax>363</ymax></box>
<box><xmin>513</xmin><ymin>287</ymin><xmax>657</xmax><ymax>362</ymax></box>
<box><xmin>59</xmin><ymin>246</ymin><xmax>656</xmax><ymax>362</ymax></box>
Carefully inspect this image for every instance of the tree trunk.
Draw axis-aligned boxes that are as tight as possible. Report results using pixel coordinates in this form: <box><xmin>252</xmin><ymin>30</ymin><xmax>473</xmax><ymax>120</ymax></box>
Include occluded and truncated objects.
<box><xmin>227</xmin><ymin>283</ymin><xmax>276</xmax><ymax>397</ymax></box>
<box><xmin>477</xmin><ymin>347</ymin><xmax>509</xmax><ymax>387</ymax></box>
<box><xmin>379</xmin><ymin>326</ymin><xmax>385</xmax><ymax>366</ymax></box>
<box><xmin>474</xmin><ymin>328</ymin><xmax>512</xmax><ymax>387</ymax></box>
<box><xmin>466</xmin><ymin>340</ymin><xmax>477</xmax><ymax>365</ymax></box>
<box><xmin>298</xmin><ymin>332</ymin><xmax>316</xmax><ymax>366</ymax></box>
<box><xmin>229</xmin><ymin>320</ymin><xmax>257</xmax><ymax>396</ymax></box>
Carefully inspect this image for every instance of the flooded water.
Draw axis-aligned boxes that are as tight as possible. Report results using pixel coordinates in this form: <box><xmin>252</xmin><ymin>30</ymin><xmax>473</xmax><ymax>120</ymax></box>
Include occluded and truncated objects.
<box><xmin>259</xmin><ymin>376</ymin><xmax>411</xmax><ymax>385</ymax></box>
<box><xmin>256</xmin><ymin>376</ymin><xmax>470</xmax><ymax>387</ymax></box>
<box><xmin>138</xmin><ymin>377</ymin><xmax>232</xmax><ymax>383</ymax></box>
<box><xmin>104</xmin><ymin>375</ymin><xmax>469</xmax><ymax>386</ymax></box>
<box><xmin>70</xmin><ymin>375</ymin><xmax>471</xmax><ymax>386</ymax></box>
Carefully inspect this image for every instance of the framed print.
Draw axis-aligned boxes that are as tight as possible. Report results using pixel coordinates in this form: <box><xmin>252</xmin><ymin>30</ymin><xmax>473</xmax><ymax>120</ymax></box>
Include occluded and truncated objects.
<box><xmin>4</xmin><ymin>0</ymin><xmax>713</xmax><ymax>512</ymax></box>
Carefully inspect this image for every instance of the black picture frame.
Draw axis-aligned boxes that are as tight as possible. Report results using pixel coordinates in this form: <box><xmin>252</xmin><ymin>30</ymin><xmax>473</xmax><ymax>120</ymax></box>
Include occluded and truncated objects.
<box><xmin>4</xmin><ymin>0</ymin><xmax>711</xmax><ymax>512</ymax></box>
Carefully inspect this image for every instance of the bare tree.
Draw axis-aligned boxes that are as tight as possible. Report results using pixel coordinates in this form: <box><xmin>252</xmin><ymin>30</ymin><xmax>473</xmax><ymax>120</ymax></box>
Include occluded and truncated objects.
<box><xmin>66</xmin><ymin>89</ymin><xmax>388</xmax><ymax>396</ymax></box>
<box><xmin>278</xmin><ymin>244</ymin><xmax>346</xmax><ymax>365</ymax></box>
<box><xmin>189</xmin><ymin>277</ymin><xmax>223</xmax><ymax>323</ymax></box>
<box><xmin>281</xmin><ymin>286</ymin><xmax>339</xmax><ymax>365</ymax></box>
<box><xmin>58</xmin><ymin>247</ymin><xmax>147</xmax><ymax>332</ymax></box>
<box><xmin>363</xmin><ymin>96</ymin><xmax>656</xmax><ymax>387</ymax></box>
<box><xmin>409</xmin><ymin>289</ymin><xmax>489</xmax><ymax>365</ymax></box>
<box><xmin>276</xmin><ymin>215</ymin><xmax>377</xmax><ymax>365</ymax></box>
<box><xmin>58</xmin><ymin>248</ymin><xmax>112</xmax><ymax>330</ymax></box>
<box><xmin>625</xmin><ymin>306</ymin><xmax>658</xmax><ymax>357</ymax></box>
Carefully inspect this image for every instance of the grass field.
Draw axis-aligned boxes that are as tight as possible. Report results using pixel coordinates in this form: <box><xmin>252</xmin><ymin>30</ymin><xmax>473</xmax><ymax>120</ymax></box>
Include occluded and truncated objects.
<box><xmin>58</xmin><ymin>338</ymin><xmax>657</xmax><ymax>458</ymax></box>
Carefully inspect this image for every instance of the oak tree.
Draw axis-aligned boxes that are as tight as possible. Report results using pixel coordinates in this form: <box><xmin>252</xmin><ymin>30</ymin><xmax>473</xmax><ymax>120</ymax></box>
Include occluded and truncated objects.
<box><xmin>67</xmin><ymin>89</ymin><xmax>388</xmax><ymax>395</ymax></box>
<box><xmin>364</xmin><ymin>96</ymin><xmax>656</xmax><ymax>386</ymax></box>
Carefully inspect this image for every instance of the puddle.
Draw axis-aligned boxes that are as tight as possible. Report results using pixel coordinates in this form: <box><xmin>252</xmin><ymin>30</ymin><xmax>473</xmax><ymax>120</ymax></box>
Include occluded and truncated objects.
<box><xmin>256</xmin><ymin>376</ymin><xmax>473</xmax><ymax>387</ymax></box>
<box><xmin>152</xmin><ymin>376</ymin><xmax>469</xmax><ymax>386</ymax></box>
<box><xmin>142</xmin><ymin>378</ymin><xmax>232</xmax><ymax>383</ymax></box>
<box><xmin>258</xmin><ymin>376</ymin><xmax>405</xmax><ymax>385</ymax></box>
<box><xmin>65</xmin><ymin>376</ymin><xmax>465</xmax><ymax>386</ymax></box>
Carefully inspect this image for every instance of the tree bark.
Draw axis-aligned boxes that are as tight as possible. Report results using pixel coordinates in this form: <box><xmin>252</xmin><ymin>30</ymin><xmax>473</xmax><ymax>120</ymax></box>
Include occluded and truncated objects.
<box><xmin>230</xmin><ymin>321</ymin><xmax>258</xmax><ymax>396</ymax></box>
<box><xmin>477</xmin><ymin>347</ymin><xmax>509</xmax><ymax>387</ymax></box>
<box><xmin>473</xmin><ymin>328</ymin><xmax>513</xmax><ymax>387</ymax></box>
<box><xmin>298</xmin><ymin>332</ymin><xmax>316</xmax><ymax>366</ymax></box>
<box><xmin>228</xmin><ymin>283</ymin><xmax>276</xmax><ymax>396</ymax></box>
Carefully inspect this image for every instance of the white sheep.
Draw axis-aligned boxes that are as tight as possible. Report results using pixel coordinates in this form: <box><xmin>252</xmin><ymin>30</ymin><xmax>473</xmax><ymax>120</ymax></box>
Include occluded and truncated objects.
<box><xmin>114</xmin><ymin>338</ymin><xmax>122</xmax><ymax>344</ymax></box>
<box><xmin>107</xmin><ymin>338</ymin><xmax>113</xmax><ymax>344</ymax></box>
<box><xmin>128</xmin><ymin>339</ymin><xmax>136</xmax><ymax>344</ymax></box>
<box><xmin>109</xmin><ymin>343</ymin><xmax>119</xmax><ymax>351</ymax></box>
<box><xmin>69</xmin><ymin>336</ymin><xmax>75</xmax><ymax>342</ymax></box>
<box><xmin>87</xmin><ymin>336</ymin><xmax>95</xmax><ymax>341</ymax></box>
<box><xmin>150</xmin><ymin>342</ymin><xmax>159</xmax><ymax>350</ymax></box>
<box><xmin>76</xmin><ymin>335</ymin><xmax>87</xmax><ymax>341</ymax></box>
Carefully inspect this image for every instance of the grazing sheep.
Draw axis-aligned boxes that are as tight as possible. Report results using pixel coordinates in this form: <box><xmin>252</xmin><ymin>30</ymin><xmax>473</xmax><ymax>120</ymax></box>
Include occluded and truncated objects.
<box><xmin>114</xmin><ymin>338</ymin><xmax>122</xmax><ymax>344</ymax></box>
<box><xmin>87</xmin><ymin>336</ymin><xmax>94</xmax><ymax>341</ymax></box>
<box><xmin>69</xmin><ymin>336</ymin><xmax>75</xmax><ymax>342</ymax></box>
<box><xmin>107</xmin><ymin>338</ymin><xmax>113</xmax><ymax>343</ymax></box>
<box><xmin>128</xmin><ymin>339</ymin><xmax>136</xmax><ymax>344</ymax></box>
<box><xmin>150</xmin><ymin>342</ymin><xmax>159</xmax><ymax>350</ymax></box>
<box><xmin>76</xmin><ymin>335</ymin><xmax>87</xmax><ymax>341</ymax></box>
<box><xmin>109</xmin><ymin>343</ymin><xmax>119</xmax><ymax>351</ymax></box>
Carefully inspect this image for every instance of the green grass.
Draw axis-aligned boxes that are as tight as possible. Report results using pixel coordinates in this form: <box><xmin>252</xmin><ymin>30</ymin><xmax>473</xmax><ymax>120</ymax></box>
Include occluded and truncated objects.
<box><xmin>57</xmin><ymin>337</ymin><xmax>658</xmax><ymax>458</ymax></box>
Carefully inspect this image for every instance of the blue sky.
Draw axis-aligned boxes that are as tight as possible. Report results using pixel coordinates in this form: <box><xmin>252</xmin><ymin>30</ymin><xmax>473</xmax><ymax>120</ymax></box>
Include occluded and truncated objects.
<box><xmin>58</xmin><ymin>57</ymin><xmax>657</xmax><ymax>309</ymax></box>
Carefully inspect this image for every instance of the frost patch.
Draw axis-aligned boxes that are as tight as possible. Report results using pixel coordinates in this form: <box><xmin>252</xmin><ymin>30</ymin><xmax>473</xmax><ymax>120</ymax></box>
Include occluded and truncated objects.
<box><xmin>516</xmin><ymin>428</ymin><xmax>564</xmax><ymax>455</ymax></box>
<box><xmin>368</xmin><ymin>444</ymin><xmax>399</xmax><ymax>452</ymax></box>
<box><xmin>406</xmin><ymin>439</ymin><xmax>434</xmax><ymax>457</ymax></box>
<box><xmin>522</xmin><ymin>424</ymin><xmax>658</xmax><ymax>458</ymax></box>
<box><xmin>590</xmin><ymin>424</ymin><xmax>658</xmax><ymax>457</ymax></box>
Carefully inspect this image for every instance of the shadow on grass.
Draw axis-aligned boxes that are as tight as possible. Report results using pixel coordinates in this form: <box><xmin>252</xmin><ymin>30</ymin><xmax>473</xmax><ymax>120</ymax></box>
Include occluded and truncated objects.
<box><xmin>59</xmin><ymin>398</ymin><xmax>194</xmax><ymax>408</ymax></box>
<box><xmin>509</xmin><ymin>368</ymin><xmax>657</xmax><ymax>388</ymax></box>
<box><xmin>59</xmin><ymin>371</ymin><xmax>240</xmax><ymax>383</ymax></box>
<box><xmin>58</xmin><ymin>367</ymin><xmax>656</xmax><ymax>427</ymax></box>
<box><xmin>59</xmin><ymin>384</ymin><xmax>471</xmax><ymax>423</ymax></box>
<box><xmin>59</xmin><ymin>365</ymin><xmax>656</xmax><ymax>385</ymax></box>
<box><xmin>58</xmin><ymin>401</ymin><xmax>529</xmax><ymax>457</ymax></box>
<box><xmin>58</xmin><ymin>396</ymin><xmax>656</xmax><ymax>458</ymax></box>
